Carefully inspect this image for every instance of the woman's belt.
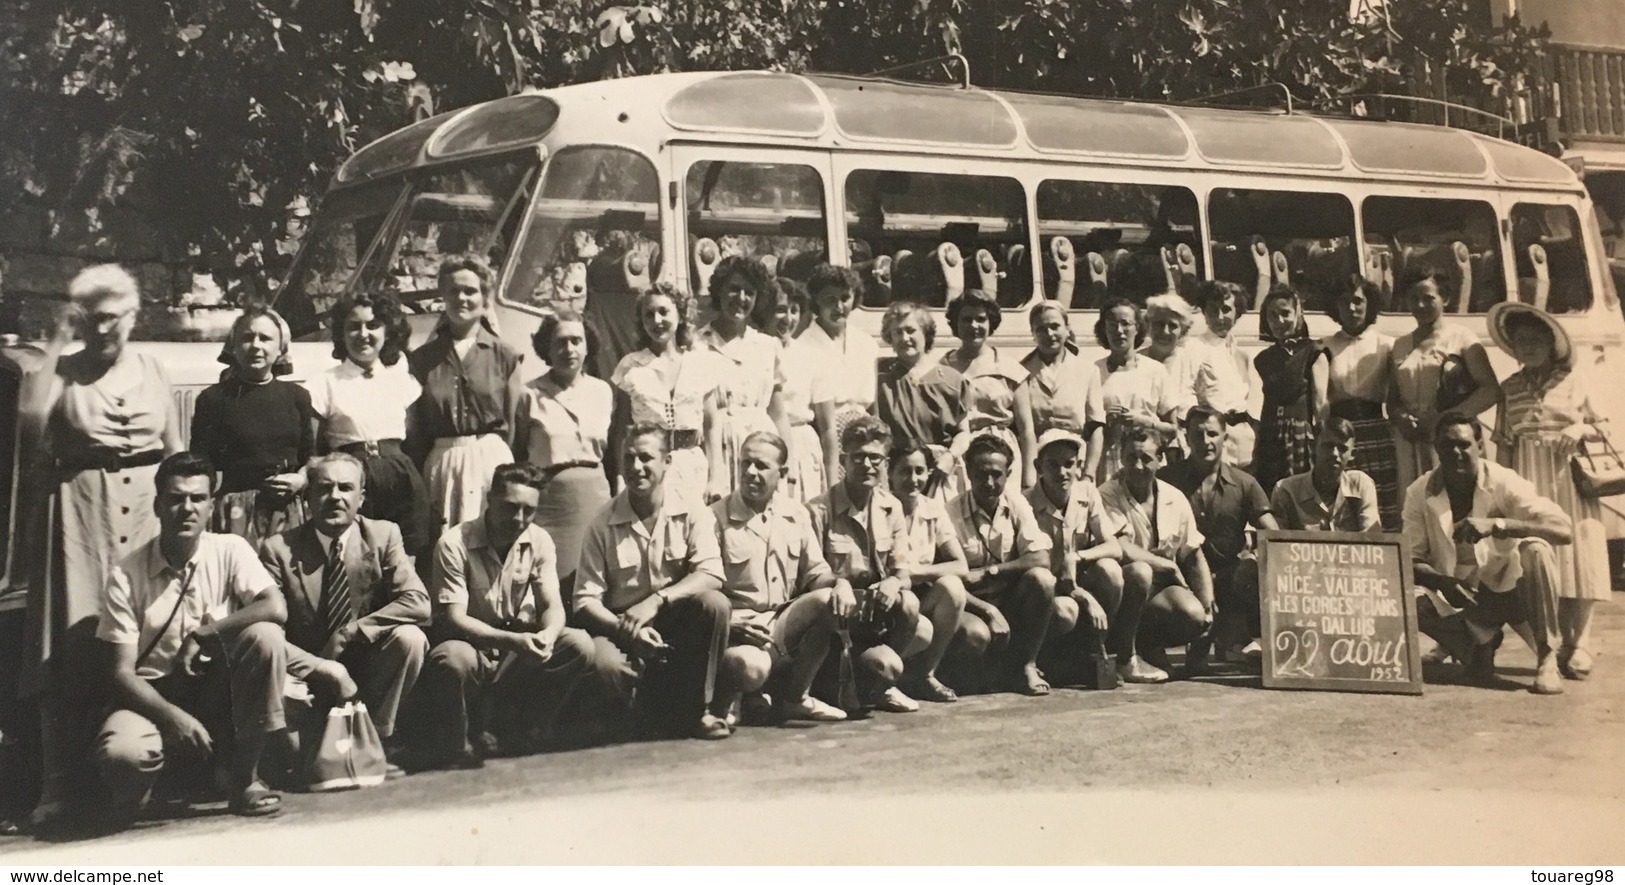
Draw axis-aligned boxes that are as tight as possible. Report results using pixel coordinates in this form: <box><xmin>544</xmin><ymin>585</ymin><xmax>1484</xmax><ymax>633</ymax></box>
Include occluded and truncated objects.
<box><xmin>1222</xmin><ymin>411</ymin><xmax>1255</xmax><ymax>427</ymax></box>
<box><xmin>666</xmin><ymin>428</ymin><xmax>701</xmax><ymax>450</ymax></box>
<box><xmin>338</xmin><ymin>438</ymin><xmax>406</xmax><ymax>458</ymax></box>
<box><xmin>431</xmin><ymin>432</ymin><xmax>504</xmax><ymax>449</ymax></box>
<box><xmin>56</xmin><ymin>447</ymin><xmax>165</xmax><ymax>473</ymax></box>
<box><xmin>540</xmin><ymin>460</ymin><xmax>601</xmax><ymax>478</ymax></box>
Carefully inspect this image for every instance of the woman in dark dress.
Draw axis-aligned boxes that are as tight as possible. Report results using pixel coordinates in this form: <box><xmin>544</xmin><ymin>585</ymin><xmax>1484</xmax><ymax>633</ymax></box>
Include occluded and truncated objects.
<box><xmin>1253</xmin><ymin>285</ymin><xmax>1329</xmax><ymax>495</ymax></box>
<box><xmin>190</xmin><ymin>306</ymin><xmax>316</xmax><ymax>543</ymax></box>
<box><xmin>876</xmin><ymin>302</ymin><xmax>970</xmax><ymax>499</ymax></box>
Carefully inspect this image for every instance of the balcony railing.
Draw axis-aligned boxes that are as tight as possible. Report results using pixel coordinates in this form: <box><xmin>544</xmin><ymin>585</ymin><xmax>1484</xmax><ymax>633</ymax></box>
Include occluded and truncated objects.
<box><xmin>1550</xmin><ymin>44</ymin><xmax>1625</xmax><ymax>143</ymax></box>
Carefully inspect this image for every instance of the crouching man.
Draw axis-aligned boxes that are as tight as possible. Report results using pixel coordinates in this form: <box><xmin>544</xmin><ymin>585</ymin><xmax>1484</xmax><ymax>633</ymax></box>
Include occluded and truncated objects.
<box><xmin>1024</xmin><ymin>429</ymin><xmax>1127</xmax><ymax>687</ymax></box>
<box><xmin>259</xmin><ymin>453</ymin><xmax>429</xmax><ymax>762</ymax></box>
<box><xmin>808</xmin><ymin>417</ymin><xmax>929</xmax><ymax>713</ymax></box>
<box><xmin>712</xmin><ymin>432</ymin><xmax>850</xmax><ymax>726</ymax></box>
<box><xmin>96</xmin><ymin>453</ymin><xmax>290</xmax><ymax>821</ymax></box>
<box><xmin>948</xmin><ymin>434</ymin><xmax>1064</xmax><ymax>696</ymax></box>
<box><xmin>420</xmin><ymin>463</ymin><xmax>600</xmax><ymax>768</ymax></box>
<box><xmin>576</xmin><ymin>424</ymin><xmax>732</xmax><ymax>740</ymax></box>
<box><xmin>1403</xmin><ymin>415</ymin><xmax>1572</xmax><ymax>694</ymax></box>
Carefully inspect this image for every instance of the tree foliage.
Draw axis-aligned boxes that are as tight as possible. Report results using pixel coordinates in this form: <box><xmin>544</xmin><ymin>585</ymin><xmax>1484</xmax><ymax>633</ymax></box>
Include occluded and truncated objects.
<box><xmin>0</xmin><ymin>0</ymin><xmax>1550</xmax><ymax>300</ymax></box>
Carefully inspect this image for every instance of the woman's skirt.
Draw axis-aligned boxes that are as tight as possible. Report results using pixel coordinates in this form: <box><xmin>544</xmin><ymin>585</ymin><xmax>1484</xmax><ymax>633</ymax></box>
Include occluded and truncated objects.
<box><xmin>1510</xmin><ymin>435</ymin><xmax>1612</xmax><ymax>601</ymax></box>
<box><xmin>424</xmin><ymin>433</ymin><xmax>515</xmax><ymax>534</ymax></box>
<box><xmin>719</xmin><ymin>406</ymin><xmax>776</xmax><ymax>495</ymax></box>
<box><xmin>786</xmin><ymin>423</ymin><xmax>827</xmax><ymax>503</ymax></box>
<box><xmin>536</xmin><ymin>465</ymin><xmax>611</xmax><ymax>604</ymax></box>
<box><xmin>1255</xmin><ymin>401</ymin><xmax>1317</xmax><ymax>495</ymax></box>
<box><xmin>210</xmin><ymin>487</ymin><xmax>306</xmax><ymax>545</ymax></box>
<box><xmin>347</xmin><ymin>442</ymin><xmax>433</xmax><ymax>560</ymax></box>
<box><xmin>1330</xmin><ymin>399</ymin><xmax>1401</xmax><ymax>531</ymax></box>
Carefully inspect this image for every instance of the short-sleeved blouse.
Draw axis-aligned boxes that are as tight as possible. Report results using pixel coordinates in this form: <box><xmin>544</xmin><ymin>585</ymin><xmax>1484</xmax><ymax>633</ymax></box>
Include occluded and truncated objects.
<box><xmin>308</xmin><ymin>359</ymin><xmax>421</xmax><ymax>446</ymax></box>
<box><xmin>941</xmin><ymin>346</ymin><xmax>1026</xmax><ymax>434</ymax></box>
<box><xmin>1323</xmin><ymin>328</ymin><xmax>1393</xmax><ymax>404</ymax></box>
<box><xmin>612</xmin><ymin>348</ymin><xmax>718</xmax><ymax>432</ymax></box>
<box><xmin>1498</xmin><ymin>368</ymin><xmax>1601</xmax><ymax>443</ymax></box>
<box><xmin>697</xmin><ymin>325</ymin><xmax>785</xmax><ymax>416</ymax></box>
<box><xmin>520</xmin><ymin>373</ymin><xmax>614</xmax><ymax>468</ymax></box>
<box><xmin>1389</xmin><ymin>323</ymin><xmax>1479</xmax><ymax>418</ymax></box>
<box><xmin>799</xmin><ymin>323</ymin><xmax>879</xmax><ymax>411</ymax></box>
<box><xmin>1020</xmin><ymin>348</ymin><xmax>1104</xmax><ymax>435</ymax></box>
<box><xmin>877</xmin><ymin>360</ymin><xmax>969</xmax><ymax>448</ymax></box>
<box><xmin>51</xmin><ymin>352</ymin><xmax>173</xmax><ymax>459</ymax></box>
<box><xmin>1095</xmin><ymin>354</ymin><xmax>1178</xmax><ymax>421</ymax></box>
<box><xmin>779</xmin><ymin>338</ymin><xmax>820</xmax><ymax>426</ymax></box>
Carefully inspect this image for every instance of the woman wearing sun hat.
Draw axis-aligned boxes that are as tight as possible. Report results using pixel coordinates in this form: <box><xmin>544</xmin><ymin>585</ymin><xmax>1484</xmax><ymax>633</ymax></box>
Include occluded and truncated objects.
<box><xmin>1490</xmin><ymin>301</ymin><xmax>1612</xmax><ymax>680</ymax></box>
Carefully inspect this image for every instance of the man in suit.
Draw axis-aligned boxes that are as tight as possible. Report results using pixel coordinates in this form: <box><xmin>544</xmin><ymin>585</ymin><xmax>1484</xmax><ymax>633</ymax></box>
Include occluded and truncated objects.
<box><xmin>1402</xmin><ymin>414</ymin><xmax>1572</xmax><ymax>694</ymax></box>
<box><xmin>259</xmin><ymin>453</ymin><xmax>430</xmax><ymax>755</ymax></box>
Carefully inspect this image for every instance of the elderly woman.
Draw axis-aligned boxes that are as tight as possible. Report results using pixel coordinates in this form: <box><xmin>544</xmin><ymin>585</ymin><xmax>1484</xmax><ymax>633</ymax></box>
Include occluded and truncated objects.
<box><xmin>1491</xmin><ymin>303</ymin><xmax>1612</xmax><ymax>680</ymax></box>
<box><xmin>941</xmin><ymin>289</ymin><xmax>1034</xmax><ymax>491</ymax></box>
<box><xmin>189</xmin><ymin>306</ymin><xmax>316</xmax><ymax>543</ymax></box>
<box><xmin>877</xmin><ymin>302</ymin><xmax>971</xmax><ymax>499</ymax></box>
<box><xmin>1321</xmin><ymin>277</ymin><xmax>1400</xmax><ymax>529</ymax></box>
<box><xmin>752</xmin><ymin>277</ymin><xmax>824</xmax><ymax>501</ymax></box>
<box><xmin>515</xmin><ymin>307</ymin><xmax>614</xmax><ymax>597</ymax></box>
<box><xmin>1388</xmin><ymin>268</ymin><xmax>1501</xmax><ymax>493</ymax></box>
<box><xmin>1140</xmin><ymin>293</ymin><xmax>1204</xmax><ymax>466</ymax></box>
<box><xmin>1253</xmin><ymin>286</ymin><xmax>1329</xmax><ymax>495</ymax></box>
<box><xmin>407</xmin><ymin>255</ymin><xmax>523</xmax><ymax>536</ymax></box>
<box><xmin>19</xmin><ymin>264</ymin><xmax>182</xmax><ymax>827</ymax></box>
<box><xmin>1093</xmin><ymin>297</ymin><xmax>1179</xmax><ymax>484</ymax></box>
<box><xmin>310</xmin><ymin>289</ymin><xmax>433</xmax><ymax>559</ymax></box>
<box><xmin>1020</xmin><ymin>301</ymin><xmax>1105</xmax><ymax>482</ymax></box>
<box><xmin>611</xmin><ymin>283</ymin><xmax>725</xmax><ymax>506</ymax></box>
<box><xmin>696</xmin><ymin>256</ymin><xmax>791</xmax><ymax>495</ymax></box>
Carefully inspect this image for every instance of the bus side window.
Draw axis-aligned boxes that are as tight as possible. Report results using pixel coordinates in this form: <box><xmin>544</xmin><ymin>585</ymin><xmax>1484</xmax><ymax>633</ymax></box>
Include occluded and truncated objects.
<box><xmin>1362</xmin><ymin>196</ymin><xmax>1501</xmax><ymax>315</ymax></box>
<box><xmin>1511</xmin><ymin>204</ymin><xmax>1594</xmax><ymax>314</ymax></box>
<box><xmin>1036</xmin><ymin>180</ymin><xmax>1202</xmax><ymax>308</ymax></box>
<box><xmin>1207</xmin><ymin>188</ymin><xmax>1356</xmax><ymax>313</ymax></box>
<box><xmin>843</xmin><ymin>169</ymin><xmax>1031</xmax><ymax>309</ymax></box>
<box><xmin>684</xmin><ymin>160</ymin><xmax>827</xmax><ymax>299</ymax></box>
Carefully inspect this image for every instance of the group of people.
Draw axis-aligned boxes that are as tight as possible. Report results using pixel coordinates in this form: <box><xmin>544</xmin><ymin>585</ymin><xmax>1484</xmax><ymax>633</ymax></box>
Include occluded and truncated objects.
<box><xmin>2</xmin><ymin>252</ymin><xmax>1612</xmax><ymax>835</ymax></box>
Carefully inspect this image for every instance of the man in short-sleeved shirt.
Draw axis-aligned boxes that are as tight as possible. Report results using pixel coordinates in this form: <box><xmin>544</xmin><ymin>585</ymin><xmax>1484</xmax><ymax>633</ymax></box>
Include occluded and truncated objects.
<box><xmin>946</xmin><ymin>434</ymin><xmax>1062</xmax><ymax>696</ymax></box>
<box><xmin>95</xmin><ymin>454</ymin><xmax>290</xmax><ymax>824</ymax></box>
<box><xmin>421</xmin><ymin>462</ymin><xmax>600</xmax><ymax>767</ymax></box>
<box><xmin>1101</xmin><ymin>425</ymin><xmax>1215</xmax><ymax>683</ymax></box>
<box><xmin>711</xmin><ymin>432</ymin><xmax>850</xmax><ymax>725</ymax></box>
<box><xmin>1272</xmin><ymin>419</ymin><xmax>1382</xmax><ymax>534</ymax></box>
<box><xmin>1160</xmin><ymin>407</ymin><xmax>1278</xmax><ymax>664</ymax></box>
<box><xmin>575</xmin><ymin>424</ymin><xmax>732</xmax><ymax>739</ymax></box>
<box><xmin>807</xmin><ymin>416</ymin><xmax>926</xmax><ymax>713</ymax></box>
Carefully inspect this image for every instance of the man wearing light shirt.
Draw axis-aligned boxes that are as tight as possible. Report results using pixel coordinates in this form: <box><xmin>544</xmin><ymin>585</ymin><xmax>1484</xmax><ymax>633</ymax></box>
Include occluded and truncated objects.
<box><xmin>575</xmin><ymin>423</ymin><xmax>732</xmax><ymax>740</ymax></box>
<box><xmin>1271</xmin><ymin>419</ymin><xmax>1383</xmax><ymax>533</ymax></box>
<box><xmin>421</xmin><ymin>462</ymin><xmax>600</xmax><ymax>769</ymax></box>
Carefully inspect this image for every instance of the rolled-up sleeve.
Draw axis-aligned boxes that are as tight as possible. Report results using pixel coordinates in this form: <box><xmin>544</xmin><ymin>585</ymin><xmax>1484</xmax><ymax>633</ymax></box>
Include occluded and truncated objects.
<box><xmin>97</xmin><ymin>567</ymin><xmax>140</xmax><ymax>646</ymax></box>
<box><xmin>431</xmin><ymin>531</ymin><xmax>470</xmax><ymax>607</ymax></box>
<box><xmin>685</xmin><ymin>508</ymin><xmax>724</xmax><ymax>582</ymax></box>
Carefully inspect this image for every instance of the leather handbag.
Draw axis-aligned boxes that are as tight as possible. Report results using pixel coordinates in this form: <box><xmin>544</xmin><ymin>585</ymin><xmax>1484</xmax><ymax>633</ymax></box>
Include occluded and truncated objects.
<box><xmin>1572</xmin><ymin>432</ymin><xmax>1625</xmax><ymax>499</ymax></box>
<box><xmin>305</xmin><ymin>701</ymin><xmax>388</xmax><ymax>792</ymax></box>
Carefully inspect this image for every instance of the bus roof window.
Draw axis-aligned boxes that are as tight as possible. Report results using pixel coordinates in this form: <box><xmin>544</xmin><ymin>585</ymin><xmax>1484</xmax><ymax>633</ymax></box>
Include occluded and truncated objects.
<box><xmin>811</xmin><ymin>76</ymin><xmax>1019</xmax><ymax>147</ymax></box>
<box><xmin>845</xmin><ymin>169</ymin><xmax>1031</xmax><ymax>309</ymax></box>
<box><xmin>1037</xmin><ymin>179</ymin><xmax>1203</xmax><ymax>308</ymax></box>
<box><xmin>665</xmin><ymin>74</ymin><xmax>826</xmax><ymax>136</ymax></box>
<box><xmin>1362</xmin><ymin>196</ymin><xmax>1502</xmax><ymax>314</ymax></box>
<box><xmin>1512</xmin><ymin>203</ymin><xmax>1594</xmax><ymax>314</ymax></box>
<box><xmin>1007</xmin><ymin>93</ymin><xmax>1189</xmax><ymax>159</ymax></box>
<box><xmin>427</xmin><ymin>95</ymin><xmax>560</xmax><ymax>159</ymax></box>
<box><xmin>506</xmin><ymin>146</ymin><xmax>661</xmax><ymax>318</ymax></box>
<box><xmin>1208</xmin><ymin>188</ymin><xmax>1356</xmax><ymax>313</ymax></box>
<box><xmin>1176</xmin><ymin>108</ymin><xmax>1343</xmax><ymax>169</ymax></box>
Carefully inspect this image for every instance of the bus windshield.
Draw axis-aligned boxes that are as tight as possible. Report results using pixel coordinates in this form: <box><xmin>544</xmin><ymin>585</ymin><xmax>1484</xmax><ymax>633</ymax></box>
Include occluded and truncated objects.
<box><xmin>279</xmin><ymin>152</ymin><xmax>539</xmax><ymax>335</ymax></box>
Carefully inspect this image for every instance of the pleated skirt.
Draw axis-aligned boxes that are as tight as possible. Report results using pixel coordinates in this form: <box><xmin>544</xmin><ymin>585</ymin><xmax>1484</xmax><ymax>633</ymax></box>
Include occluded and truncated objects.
<box><xmin>1508</xmin><ymin>436</ymin><xmax>1611</xmax><ymax>600</ymax></box>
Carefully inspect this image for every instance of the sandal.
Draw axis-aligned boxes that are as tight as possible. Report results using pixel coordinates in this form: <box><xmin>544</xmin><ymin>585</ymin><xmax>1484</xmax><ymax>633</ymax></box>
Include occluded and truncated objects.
<box><xmin>907</xmin><ymin>676</ymin><xmax>959</xmax><ymax>704</ymax></box>
<box><xmin>1017</xmin><ymin>666</ymin><xmax>1051</xmax><ymax>697</ymax></box>
<box><xmin>228</xmin><ymin>782</ymin><xmax>283</xmax><ymax>818</ymax></box>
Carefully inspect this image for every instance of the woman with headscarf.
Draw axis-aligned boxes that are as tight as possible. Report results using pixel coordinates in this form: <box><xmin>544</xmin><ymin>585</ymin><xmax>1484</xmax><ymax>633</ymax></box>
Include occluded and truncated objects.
<box><xmin>18</xmin><ymin>264</ymin><xmax>182</xmax><ymax>828</ymax></box>
<box><xmin>1321</xmin><ymin>277</ymin><xmax>1400</xmax><ymax>529</ymax></box>
<box><xmin>407</xmin><ymin>255</ymin><xmax>523</xmax><ymax>537</ymax></box>
<box><xmin>1253</xmin><ymin>286</ymin><xmax>1329</xmax><ymax>495</ymax></box>
<box><xmin>189</xmin><ymin>306</ymin><xmax>316</xmax><ymax>543</ymax></box>
<box><xmin>1491</xmin><ymin>302</ymin><xmax>1612</xmax><ymax>681</ymax></box>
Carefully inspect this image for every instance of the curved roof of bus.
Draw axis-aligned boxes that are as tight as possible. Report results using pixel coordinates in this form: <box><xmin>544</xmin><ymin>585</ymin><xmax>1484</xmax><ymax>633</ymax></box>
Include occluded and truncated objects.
<box><xmin>335</xmin><ymin>70</ymin><xmax>1580</xmax><ymax>190</ymax></box>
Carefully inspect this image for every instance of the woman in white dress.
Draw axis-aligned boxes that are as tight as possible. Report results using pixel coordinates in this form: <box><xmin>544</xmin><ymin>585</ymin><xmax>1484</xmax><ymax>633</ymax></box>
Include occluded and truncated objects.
<box><xmin>1490</xmin><ymin>303</ymin><xmax>1612</xmax><ymax>680</ymax></box>
<box><xmin>1093</xmin><ymin>297</ymin><xmax>1179</xmax><ymax>484</ymax></box>
<box><xmin>695</xmin><ymin>256</ymin><xmax>790</xmax><ymax>495</ymax></box>
<box><xmin>611</xmin><ymin>284</ymin><xmax>725</xmax><ymax>506</ymax></box>
<box><xmin>752</xmin><ymin>277</ymin><xmax>824</xmax><ymax>501</ymax></box>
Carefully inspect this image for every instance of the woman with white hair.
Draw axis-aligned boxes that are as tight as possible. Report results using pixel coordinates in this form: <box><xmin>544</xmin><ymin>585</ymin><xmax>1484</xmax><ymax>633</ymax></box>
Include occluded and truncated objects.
<box><xmin>1140</xmin><ymin>293</ymin><xmax>1202</xmax><ymax>422</ymax></box>
<box><xmin>18</xmin><ymin>264</ymin><xmax>182</xmax><ymax>828</ymax></box>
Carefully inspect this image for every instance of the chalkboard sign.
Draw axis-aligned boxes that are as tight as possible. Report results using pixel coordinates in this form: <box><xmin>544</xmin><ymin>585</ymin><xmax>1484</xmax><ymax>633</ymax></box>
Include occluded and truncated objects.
<box><xmin>1257</xmin><ymin>530</ymin><xmax>1423</xmax><ymax>695</ymax></box>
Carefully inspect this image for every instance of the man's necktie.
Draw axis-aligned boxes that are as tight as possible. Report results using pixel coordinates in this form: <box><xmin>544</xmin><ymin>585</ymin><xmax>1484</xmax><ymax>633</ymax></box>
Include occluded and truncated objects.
<box><xmin>321</xmin><ymin>535</ymin><xmax>353</xmax><ymax>643</ymax></box>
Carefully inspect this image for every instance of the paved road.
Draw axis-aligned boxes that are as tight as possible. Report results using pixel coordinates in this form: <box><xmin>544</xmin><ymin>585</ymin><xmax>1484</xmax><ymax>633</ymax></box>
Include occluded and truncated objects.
<box><xmin>5</xmin><ymin>602</ymin><xmax>1622</xmax><ymax>865</ymax></box>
